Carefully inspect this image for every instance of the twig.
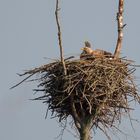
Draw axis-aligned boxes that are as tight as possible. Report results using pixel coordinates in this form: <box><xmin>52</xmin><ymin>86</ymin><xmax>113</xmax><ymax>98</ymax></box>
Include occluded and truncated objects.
<box><xmin>10</xmin><ymin>73</ymin><xmax>35</xmax><ymax>89</ymax></box>
<box><xmin>55</xmin><ymin>121</ymin><xmax>67</xmax><ymax>140</ymax></box>
<box><xmin>55</xmin><ymin>0</ymin><xmax>67</xmax><ymax>75</ymax></box>
<box><xmin>114</xmin><ymin>0</ymin><xmax>124</xmax><ymax>58</ymax></box>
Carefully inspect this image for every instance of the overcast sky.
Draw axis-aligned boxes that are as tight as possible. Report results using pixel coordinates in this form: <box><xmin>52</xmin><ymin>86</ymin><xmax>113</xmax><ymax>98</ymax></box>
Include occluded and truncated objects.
<box><xmin>0</xmin><ymin>0</ymin><xmax>140</xmax><ymax>140</ymax></box>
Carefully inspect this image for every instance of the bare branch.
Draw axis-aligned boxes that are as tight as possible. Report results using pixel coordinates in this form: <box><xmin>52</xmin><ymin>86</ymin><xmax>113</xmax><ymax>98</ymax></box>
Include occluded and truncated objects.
<box><xmin>55</xmin><ymin>0</ymin><xmax>67</xmax><ymax>75</ymax></box>
<box><xmin>70</xmin><ymin>95</ymin><xmax>81</xmax><ymax>131</ymax></box>
<box><xmin>114</xmin><ymin>0</ymin><xmax>124</xmax><ymax>58</ymax></box>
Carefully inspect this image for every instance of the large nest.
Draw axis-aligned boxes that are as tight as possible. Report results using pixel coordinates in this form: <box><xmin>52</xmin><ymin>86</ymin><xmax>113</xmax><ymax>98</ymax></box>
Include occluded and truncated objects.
<box><xmin>14</xmin><ymin>56</ymin><xmax>140</xmax><ymax>134</ymax></box>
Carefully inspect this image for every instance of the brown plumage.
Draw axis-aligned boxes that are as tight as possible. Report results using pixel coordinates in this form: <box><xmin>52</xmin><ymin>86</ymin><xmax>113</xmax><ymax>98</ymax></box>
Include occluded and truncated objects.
<box><xmin>80</xmin><ymin>41</ymin><xmax>112</xmax><ymax>59</ymax></box>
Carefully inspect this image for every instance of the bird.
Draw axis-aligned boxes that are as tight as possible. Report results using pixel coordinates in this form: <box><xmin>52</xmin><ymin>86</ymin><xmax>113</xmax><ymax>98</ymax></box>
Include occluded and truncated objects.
<box><xmin>80</xmin><ymin>41</ymin><xmax>92</xmax><ymax>59</ymax></box>
<box><xmin>80</xmin><ymin>41</ymin><xmax>112</xmax><ymax>59</ymax></box>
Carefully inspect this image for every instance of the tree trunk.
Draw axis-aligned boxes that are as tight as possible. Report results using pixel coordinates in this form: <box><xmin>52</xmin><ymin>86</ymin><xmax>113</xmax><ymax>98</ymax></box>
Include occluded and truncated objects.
<box><xmin>80</xmin><ymin>124</ymin><xmax>91</xmax><ymax>140</ymax></box>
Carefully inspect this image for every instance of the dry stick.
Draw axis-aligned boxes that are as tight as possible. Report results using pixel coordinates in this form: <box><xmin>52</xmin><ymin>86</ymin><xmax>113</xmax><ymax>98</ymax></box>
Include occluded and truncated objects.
<box><xmin>10</xmin><ymin>73</ymin><xmax>35</xmax><ymax>89</ymax></box>
<box><xmin>114</xmin><ymin>0</ymin><xmax>124</xmax><ymax>58</ymax></box>
<box><xmin>55</xmin><ymin>0</ymin><xmax>67</xmax><ymax>75</ymax></box>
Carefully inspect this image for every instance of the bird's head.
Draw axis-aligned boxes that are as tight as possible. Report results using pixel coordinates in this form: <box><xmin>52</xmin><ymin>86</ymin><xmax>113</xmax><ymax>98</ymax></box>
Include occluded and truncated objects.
<box><xmin>81</xmin><ymin>47</ymin><xmax>93</xmax><ymax>54</ymax></box>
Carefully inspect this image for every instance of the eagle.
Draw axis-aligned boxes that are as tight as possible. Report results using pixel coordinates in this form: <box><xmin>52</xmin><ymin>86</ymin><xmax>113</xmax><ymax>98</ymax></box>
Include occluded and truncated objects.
<box><xmin>80</xmin><ymin>41</ymin><xmax>112</xmax><ymax>59</ymax></box>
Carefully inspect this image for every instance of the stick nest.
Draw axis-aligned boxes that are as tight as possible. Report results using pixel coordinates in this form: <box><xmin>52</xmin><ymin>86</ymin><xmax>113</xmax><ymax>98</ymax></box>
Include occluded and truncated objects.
<box><xmin>14</xmin><ymin>56</ymin><xmax>140</xmax><ymax>131</ymax></box>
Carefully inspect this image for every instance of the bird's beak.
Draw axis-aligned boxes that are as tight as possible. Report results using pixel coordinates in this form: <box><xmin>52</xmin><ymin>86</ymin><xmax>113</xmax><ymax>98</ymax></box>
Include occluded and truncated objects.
<box><xmin>81</xmin><ymin>47</ymin><xmax>84</xmax><ymax>50</ymax></box>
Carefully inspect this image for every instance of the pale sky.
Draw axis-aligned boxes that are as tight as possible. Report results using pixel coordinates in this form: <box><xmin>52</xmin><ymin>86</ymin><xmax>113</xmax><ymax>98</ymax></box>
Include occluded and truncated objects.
<box><xmin>0</xmin><ymin>0</ymin><xmax>140</xmax><ymax>140</ymax></box>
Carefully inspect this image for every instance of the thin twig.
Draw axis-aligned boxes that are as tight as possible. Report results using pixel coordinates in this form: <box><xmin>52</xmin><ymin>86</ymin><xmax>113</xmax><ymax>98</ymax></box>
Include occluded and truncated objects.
<box><xmin>55</xmin><ymin>0</ymin><xmax>67</xmax><ymax>75</ymax></box>
<box><xmin>114</xmin><ymin>0</ymin><xmax>124</xmax><ymax>58</ymax></box>
<box><xmin>10</xmin><ymin>73</ymin><xmax>35</xmax><ymax>89</ymax></box>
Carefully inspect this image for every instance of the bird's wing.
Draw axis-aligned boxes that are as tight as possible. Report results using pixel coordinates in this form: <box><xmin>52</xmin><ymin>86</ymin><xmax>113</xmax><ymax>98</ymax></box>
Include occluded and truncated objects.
<box><xmin>95</xmin><ymin>49</ymin><xmax>112</xmax><ymax>55</ymax></box>
<box><xmin>85</xmin><ymin>41</ymin><xmax>91</xmax><ymax>48</ymax></box>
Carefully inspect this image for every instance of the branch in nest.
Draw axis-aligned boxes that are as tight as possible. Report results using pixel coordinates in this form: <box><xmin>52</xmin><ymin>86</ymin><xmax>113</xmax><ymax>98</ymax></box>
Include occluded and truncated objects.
<box><xmin>114</xmin><ymin>0</ymin><xmax>125</xmax><ymax>58</ymax></box>
<box><xmin>10</xmin><ymin>73</ymin><xmax>35</xmax><ymax>89</ymax></box>
<box><xmin>70</xmin><ymin>95</ymin><xmax>81</xmax><ymax>131</ymax></box>
<box><xmin>55</xmin><ymin>0</ymin><xmax>67</xmax><ymax>75</ymax></box>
